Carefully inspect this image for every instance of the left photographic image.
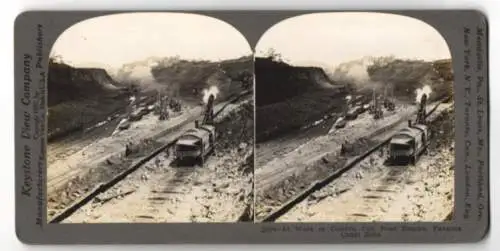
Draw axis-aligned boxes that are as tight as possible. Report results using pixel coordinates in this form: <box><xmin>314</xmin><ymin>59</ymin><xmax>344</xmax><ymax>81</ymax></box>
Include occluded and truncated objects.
<box><xmin>46</xmin><ymin>13</ymin><xmax>254</xmax><ymax>223</ymax></box>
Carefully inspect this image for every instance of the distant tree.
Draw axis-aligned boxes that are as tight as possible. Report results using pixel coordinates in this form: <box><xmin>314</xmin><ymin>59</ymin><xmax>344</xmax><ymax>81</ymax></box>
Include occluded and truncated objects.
<box><xmin>366</xmin><ymin>56</ymin><xmax>396</xmax><ymax>77</ymax></box>
<box><xmin>262</xmin><ymin>48</ymin><xmax>285</xmax><ymax>63</ymax></box>
<box><xmin>48</xmin><ymin>54</ymin><xmax>65</xmax><ymax>65</ymax></box>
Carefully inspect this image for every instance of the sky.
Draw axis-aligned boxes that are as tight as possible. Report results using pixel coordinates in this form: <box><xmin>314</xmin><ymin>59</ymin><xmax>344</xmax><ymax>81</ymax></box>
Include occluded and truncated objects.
<box><xmin>50</xmin><ymin>13</ymin><xmax>252</xmax><ymax>70</ymax></box>
<box><xmin>255</xmin><ymin>12</ymin><xmax>452</xmax><ymax>69</ymax></box>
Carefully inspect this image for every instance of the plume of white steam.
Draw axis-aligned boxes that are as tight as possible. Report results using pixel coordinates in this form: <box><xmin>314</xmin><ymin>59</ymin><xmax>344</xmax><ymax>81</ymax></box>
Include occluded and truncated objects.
<box><xmin>129</xmin><ymin>96</ymin><xmax>136</xmax><ymax>103</ymax></box>
<box><xmin>330</xmin><ymin>57</ymin><xmax>374</xmax><ymax>89</ymax></box>
<box><xmin>113</xmin><ymin>58</ymin><xmax>166</xmax><ymax>92</ymax></box>
<box><xmin>202</xmin><ymin>86</ymin><xmax>220</xmax><ymax>104</ymax></box>
<box><xmin>346</xmin><ymin>63</ymin><xmax>370</xmax><ymax>82</ymax></box>
<box><xmin>345</xmin><ymin>95</ymin><xmax>352</xmax><ymax>101</ymax></box>
<box><xmin>415</xmin><ymin>85</ymin><xmax>432</xmax><ymax>103</ymax></box>
<box><xmin>127</xmin><ymin>64</ymin><xmax>155</xmax><ymax>83</ymax></box>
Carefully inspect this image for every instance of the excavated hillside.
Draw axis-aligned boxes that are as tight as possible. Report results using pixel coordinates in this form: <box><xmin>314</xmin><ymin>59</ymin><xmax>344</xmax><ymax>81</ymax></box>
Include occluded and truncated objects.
<box><xmin>255</xmin><ymin>57</ymin><xmax>337</xmax><ymax>106</ymax></box>
<box><xmin>255</xmin><ymin>57</ymin><xmax>347</xmax><ymax>142</ymax></box>
<box><xmin>151</xmin><ymin>56</ymin><xmax>253</xmax><ymax>104</ymax></box>
<box><xmin>48</xmin><ymin>56</ymin><xmax>253</xmax><ymax>143</ymax></box>
<box><xmin>48</xmin><ymin>61</ymin><xmax>124</xmax><ymax>106</ymax></box>
<box><xmin>367</xmin><ymin>59</ymin><xmax>453</xmax><ymax>102</ymax></box>
<box><xmin>47</xmin><ymin>61</ymin><xmax>130</xmax><ymax>141</ymax></box>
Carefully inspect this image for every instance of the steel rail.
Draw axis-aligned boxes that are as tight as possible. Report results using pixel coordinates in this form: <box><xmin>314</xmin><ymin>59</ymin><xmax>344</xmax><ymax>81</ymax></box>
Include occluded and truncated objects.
<box><xmin>49</xmin><ymin>90</ymin><xmax>252</xmax><ymax>223</ymax></box>
<box><xmin>260</xmin><ymin>99</ymin><xmax>448</xmax><ymax>222</ymax></box>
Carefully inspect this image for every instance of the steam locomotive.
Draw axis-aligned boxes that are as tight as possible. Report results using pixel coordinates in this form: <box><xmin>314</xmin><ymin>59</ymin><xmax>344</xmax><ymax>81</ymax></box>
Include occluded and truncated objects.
<box><xmin>173</xmin><ymin>94</ymin><xmax>217</xmax><ymax>166</ymax></box>
<box><xmin>388</xmin><ymin>93</ymin><xmax>430</xmax><ymax>165</ymax></box>
<box><xmin>388</xmin><ymin>121</ymin><xmax>429</xmax><ymax>165</ymax></box>
<box><xmin>174</xmin><ymin>122</ymin><xmax>216</xmax><ymax>165</ymax></box>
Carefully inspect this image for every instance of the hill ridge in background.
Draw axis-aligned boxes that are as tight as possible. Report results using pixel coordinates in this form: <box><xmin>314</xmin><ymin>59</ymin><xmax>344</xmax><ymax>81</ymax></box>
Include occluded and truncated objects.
<box><xmin>47</xmin><ymin>55</ymin><xmax>253</xmax><ymax>142</ymax></box>
<box><xmin>255</xmin><ymin>56</ymin><xmax>453</xmax><ymax>143</ymax></box>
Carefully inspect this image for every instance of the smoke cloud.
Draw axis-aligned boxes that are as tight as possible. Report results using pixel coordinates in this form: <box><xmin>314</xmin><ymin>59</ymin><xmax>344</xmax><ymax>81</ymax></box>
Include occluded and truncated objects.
<box><xmin>330</xmin><ymin>58</ymin><xmax>371</xmax><ymax>86</ymax></box>
<box><xmin>415</xmin><ymin>85</ymin><xmax>432</xmax><ymax>103</ymax></box>
<box><xmin>329</xmin><ymin>56</ymin><xmax>394</xmax><ymax>91</ymax></box>
<box><xmin>202</xmin><ymin>85</ymin><xmax>220</xmax><ymax>104</ymax></box>
<box><xmin>112</xmin><ymin>57</ymin><xmax>169</xmax><ymax>92</ymax></box>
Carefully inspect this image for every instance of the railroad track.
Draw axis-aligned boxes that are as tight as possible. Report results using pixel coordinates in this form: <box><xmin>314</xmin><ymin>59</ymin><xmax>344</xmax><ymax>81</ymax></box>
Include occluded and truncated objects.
<box><xmin>260</xmin><ymin>98</ymin><xmax>450</xmax><ymax>222</ymax></box>
<box><xmin>49</xmin><ymin>90</ymin><xmax>252</xmax><ymax>223</ymax></box>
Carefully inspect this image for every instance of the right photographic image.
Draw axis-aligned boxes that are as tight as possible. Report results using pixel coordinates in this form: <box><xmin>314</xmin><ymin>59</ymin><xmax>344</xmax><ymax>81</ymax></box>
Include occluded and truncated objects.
<box><xmin>254</xmin><ymin>12</ymin><xmax>455</xmax><ymax>222</ymax></box>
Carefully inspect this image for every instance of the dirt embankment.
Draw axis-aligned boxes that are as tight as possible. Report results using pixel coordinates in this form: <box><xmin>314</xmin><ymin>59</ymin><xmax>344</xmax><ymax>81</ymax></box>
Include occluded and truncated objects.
<box><xmin>47</xmin><ymin>61</ymin><xmax>130</xmax><ymax>141</ymax></box>
<box><xmin>255</xmin><ymin>57</ymin><xmax>347</xmax><ymax>142</ymax></box>
<box><xmin>212</xmin><ymin>100</ymin><xmax>254</xmax><ymax>221</ymax></box>
<box><xmin>255</xmin><ymin>57</ymin><xmax>337</xmax><ymax>106</ymax></box>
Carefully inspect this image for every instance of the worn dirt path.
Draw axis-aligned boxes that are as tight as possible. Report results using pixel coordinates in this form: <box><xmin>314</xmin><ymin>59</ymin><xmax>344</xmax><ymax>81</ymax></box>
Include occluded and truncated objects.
<box><xmin>47</xmin><ymin>102</ymin><xmax>229</xmax><ymax>195</ymax></box>
<box><xmin>64</xmin><ymin>133</ymin><xmax>253</xmax><ymax>223</ymax></box>
<box><xmin>60</xmin><ymin>99</ymin><xmax>254</xmax><ymax>223</ymax></box>
<box><xmin>277</xmin><ymin>104</ymin><xmax>455</xmax><ymax>222</ymax></box>
<box><xmin>255</xmin><ymin>102</ymin><xmax>452</xmax><ymax>219</ymax></box>
<box><xmin>278</xmin><ymin>147</ymin><xmax>454</xmax><ymax>222</ymax></box>
<box><xmin>255</xmin><ymin>103</ymin><xmax>435</xmax><ymax>194</ymax></box>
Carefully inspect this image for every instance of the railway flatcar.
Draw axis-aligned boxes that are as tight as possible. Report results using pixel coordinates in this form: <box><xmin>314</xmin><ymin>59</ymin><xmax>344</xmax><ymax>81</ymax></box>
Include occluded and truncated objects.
<box><xmin>345</xmin><ymin>106</ymin><xmax>363</xmax><ymax>120</ymax></box>
<box><xmin>174</xmin><ymin>121</ymin><xmax>216</xmax><ymax>165</ymax></box>
<box><xmin>389</xmin><ymin>120</ymin><xmax>429</xmax><ymax>165</ymax></box>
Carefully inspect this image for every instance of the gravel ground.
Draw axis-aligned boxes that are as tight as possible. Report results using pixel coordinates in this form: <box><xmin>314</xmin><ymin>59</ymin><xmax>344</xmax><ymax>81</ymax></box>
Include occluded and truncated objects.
<box><xmin>278</xmin><ymin>147</ymin><xmax>454</xmax><ymax>222</ymax></box>
<box><xmin>254</xmin><ymin>102</ymin><xmax>444</xmax><ymax>219</ymax></box>
<box><xmin>61</xmin><ymin>100</ymin><xmax>254</xmax><ymax>223</ymax></box>
<box><xmin>64</xmin><ymin>147</ymin><xmax>253</xmax><ymax>223</ymax></box>
<box><xmin>277</xmin><ymin>103</ymin><xmax>455</xmax><ymax>222</ymax></box>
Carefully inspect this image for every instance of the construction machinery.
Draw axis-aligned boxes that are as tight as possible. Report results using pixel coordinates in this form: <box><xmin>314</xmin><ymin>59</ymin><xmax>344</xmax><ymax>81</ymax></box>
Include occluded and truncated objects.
<box><xmin>388</xmin><ymin>93</ymin><xmax>429</xmax><ymax>165</ymax></box>
<box><xmin>156</xmin><ymin>91</ymin><xmax>170</xmax><ymax>120</ymax></box>
<box><xmin>415</xmin><ymin>93</ymin><xmax>428</xmax><ymax>124</ymax></box>
<box><xmin>174</xmin><ymin>94</ymin><xmax>217</xmax><ymax>165</ymax></box>
<box><xmin>383</xmin><ymin>85</ymin><xmax>396</xmax><ymax>111</ymax></box>
<box><xmin>334</xmin><ymin>117</ymin><xmax>347</xmax><ymax>129</ymax></box>
<box><xmin>129</xmin><ymin>107</ymin><xmax>149</xmax><ymax>121</ymax></box>
<box><xmin>237</xmin><ymin>70</ymin><xmax>253</xmax><ymax>90</ymax></box>
<box><xmin>202</xmin><ymin>94</ymin><xmax>215</xmax><ymax>125</ymax></box>
<box><xmin>370</xmin><ymin>89</ymin><xmax>383</xmax><ymax>119</ymax></box>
